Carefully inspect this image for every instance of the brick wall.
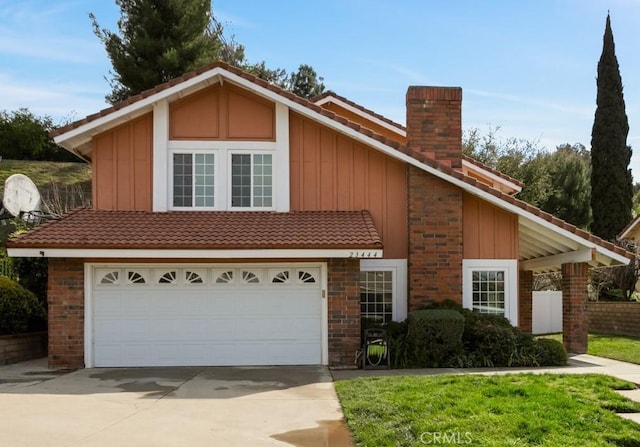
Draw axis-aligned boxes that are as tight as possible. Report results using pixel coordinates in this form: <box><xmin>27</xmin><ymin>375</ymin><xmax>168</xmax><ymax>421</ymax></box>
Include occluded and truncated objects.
<box><xmin>327</xmin><ymin>258</ymin><xmax>361</xmax><ymax>368</ymax></box>
<box><xmin>588</xmin><ymin>302</ymin><xmax>640</xmax><ymax>337</ymax></box>
<box><xmin>0</xmin><ymin>332</ymin><xmax>47</xmax><ymax>365</ymax></box>
<box><xmin>406</xmin><ymin>86</ymin><xmax>463</xmax><ymax>168</ymax></box>
<box><xmin>407</xmin><ymin>166</ymin><xmax>463</xmax><ymax>309</ymax></box>
<box><xmin>48</xmin><ymin>258</ymin><xmax>85</xmax><ymax>369</ymax></box>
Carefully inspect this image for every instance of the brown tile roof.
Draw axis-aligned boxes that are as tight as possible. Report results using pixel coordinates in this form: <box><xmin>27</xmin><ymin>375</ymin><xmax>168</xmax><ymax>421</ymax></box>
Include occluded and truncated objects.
<box><xmin>461</xmin><ymin>155</ymin><xmax>525</xmax><ymax>189</ymax></box>
<box><xmin>49</xmin><ymin>61</ymin><xmax>631</xmax><ymax>261</ymax></box>
<box><xmin>7</xmin><ymin>209</ymin><xmax>383</xmax><ymax>250</ymax></box>
<box><xmin>311</xmin><ymin>91</ymin><xmax>406</xmax><ymax>132</ymax></box>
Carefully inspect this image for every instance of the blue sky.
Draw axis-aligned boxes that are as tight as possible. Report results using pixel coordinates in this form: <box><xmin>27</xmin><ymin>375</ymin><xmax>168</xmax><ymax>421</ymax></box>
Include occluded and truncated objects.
<box><xmin>1</xmin><ymin>1</ymin><xmax>640</xmax><ymax>176</ymax></box>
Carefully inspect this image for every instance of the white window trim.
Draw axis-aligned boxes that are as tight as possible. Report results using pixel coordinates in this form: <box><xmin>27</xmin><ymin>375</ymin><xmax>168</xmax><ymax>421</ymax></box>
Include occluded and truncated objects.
<box><xmin>360</xmin><ymin>259</ymin><xmax>408</xmax><ymax>322</ymax></box>
<box><xmin>463</xmin><ymin>259</ymin><xmax>518</xmax><ymax>325</ymax></box>
<box><xmin>153</xmin><ymin>99</ymin><xmax>290</xmax><ymax>212</ymax></box>
<box><xmin>228</xmin><ymin>150</ymin><xmax>275</xmax><ymax>211</ymax></box>
<box><xmin>168</xmin><ymin>150</ymin><xmax>218</xmax><ymax>210</ymax></box>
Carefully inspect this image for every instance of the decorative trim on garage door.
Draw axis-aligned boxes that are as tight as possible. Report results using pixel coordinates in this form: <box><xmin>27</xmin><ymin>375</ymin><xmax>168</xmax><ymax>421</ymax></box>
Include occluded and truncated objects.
<box><xmin>95</xmin><ymin>267</ymin><xmax>320</xmax><ymax>287</ymax></box>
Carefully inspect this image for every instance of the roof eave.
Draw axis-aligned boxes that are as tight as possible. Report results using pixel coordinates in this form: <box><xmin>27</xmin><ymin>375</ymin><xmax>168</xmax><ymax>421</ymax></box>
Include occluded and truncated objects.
<box><xmin>6</xmin><ymin>247</ymin><xmax>384</xmax><ymax>259</ymax></box>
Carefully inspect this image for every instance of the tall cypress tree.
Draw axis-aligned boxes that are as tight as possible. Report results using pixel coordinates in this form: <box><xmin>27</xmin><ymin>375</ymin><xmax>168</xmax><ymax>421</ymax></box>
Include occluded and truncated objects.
<box><xmin>590</xmin><ymin>13</ymin><xmax>633</xmax><ymax>240</ymax></box>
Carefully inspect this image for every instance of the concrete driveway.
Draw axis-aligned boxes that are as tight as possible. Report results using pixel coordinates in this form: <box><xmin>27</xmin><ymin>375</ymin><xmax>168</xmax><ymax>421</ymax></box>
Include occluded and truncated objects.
<box><xmin>0</xmin><ymin>359</ymin><xmax>354</xmax><ymax>447</ymax></box>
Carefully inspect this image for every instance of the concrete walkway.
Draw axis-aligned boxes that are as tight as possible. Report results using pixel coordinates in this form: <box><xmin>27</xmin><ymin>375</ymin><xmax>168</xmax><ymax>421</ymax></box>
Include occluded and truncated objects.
<box><xmin>332</xmin><ymin>353</ymin><xmax>640</xmax><ymax>424</ymax></box>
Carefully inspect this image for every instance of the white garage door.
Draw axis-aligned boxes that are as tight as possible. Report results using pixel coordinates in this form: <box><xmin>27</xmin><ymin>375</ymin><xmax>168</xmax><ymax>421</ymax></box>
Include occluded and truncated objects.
<box><xmin>91</xmin><ymin>265</ymin><xmax>323</xmax><ymax>367</ymax></box>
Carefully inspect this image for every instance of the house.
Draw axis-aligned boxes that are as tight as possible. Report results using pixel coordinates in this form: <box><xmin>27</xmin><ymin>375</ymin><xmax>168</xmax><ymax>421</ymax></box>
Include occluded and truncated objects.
<box><xmin>7</xmin><ymin>62</ymin><xmax>631</xmax><ymax>369</ymax></box>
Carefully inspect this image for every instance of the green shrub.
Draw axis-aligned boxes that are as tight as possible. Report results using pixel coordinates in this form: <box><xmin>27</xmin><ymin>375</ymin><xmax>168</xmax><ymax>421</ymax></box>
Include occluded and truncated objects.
<box><xmin>385</xmin><ymin>320</ymin><xmax>410</xmax><ymax>368</ymax></box>
<box><xmin>13</xmin><ymin>257</ymin><xmax>48</xmax><ymax>308</ymax></box>
<box><xmin>0</xmin><ymin>276</ymin><xmax>46</xmax><ymax>335</ymax></box>
<box><xmin>533</xmin><ymin>338</ymin><xmax>567</xmax><ymax>366</ymax></box>
<box><xmin>407</xmin><ymin>309</ymin><xmax>464</xmax><ymax>367</ymax></box>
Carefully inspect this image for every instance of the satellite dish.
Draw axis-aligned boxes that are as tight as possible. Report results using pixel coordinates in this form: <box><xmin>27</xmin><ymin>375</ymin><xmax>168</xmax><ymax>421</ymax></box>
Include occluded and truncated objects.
<box><xmin>3</xmin><ymin>174</ymin><xmax>41</xmax><ymax>220</ymax></box>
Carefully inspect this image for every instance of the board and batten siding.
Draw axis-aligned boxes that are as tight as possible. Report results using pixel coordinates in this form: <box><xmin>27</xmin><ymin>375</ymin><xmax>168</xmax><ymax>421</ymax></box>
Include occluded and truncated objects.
<box><xmin>169</xmin><ymin>84</ymin><xmax>275</xmax><ymax>141</ymax></box>
<box><xmin>92</xmin><ymin>113</ymin><xmax>153</xmax><ymax>211</ymax></box>
<box><xmin>463</xmin><ymin>193</ymin><xmax>518</xmax><ymax>259</ymax></box>
<box><xmin>289</xmin><ymin>112</ymin><xmax>408</xmax><ymax>259</ymax></box>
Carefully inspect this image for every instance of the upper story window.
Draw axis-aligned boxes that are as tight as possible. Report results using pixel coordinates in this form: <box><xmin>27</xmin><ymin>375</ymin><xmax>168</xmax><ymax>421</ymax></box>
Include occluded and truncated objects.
<box><xmin>231</xmin><ymin>153</ymin><xmax>272</xmax><ymax>208</ymax></box>
<box><xmin>173</xmin><ymin>153</ymin><xmax>215</xmax><ymax>208</ymax></box>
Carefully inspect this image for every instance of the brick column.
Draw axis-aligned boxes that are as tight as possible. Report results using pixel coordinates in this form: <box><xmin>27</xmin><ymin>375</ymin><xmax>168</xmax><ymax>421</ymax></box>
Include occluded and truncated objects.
<box><xmin>518</xmin><ymin>270</ymin><xmax>533</xmax><ymax>334</ymax></box>
<box><xmin>48</xmin><ymin>258</ymin><xmax>85</xmax><ymax>369</ymax></box>
<box><xmin>561</xmin><ymin>262</ymin><xmax>589</xmax><ymax>354</ymax></box>
<box><xmin>327</xmin><ymin>258</ymin><xmax>360</xmax><ymax>368</ymax></box>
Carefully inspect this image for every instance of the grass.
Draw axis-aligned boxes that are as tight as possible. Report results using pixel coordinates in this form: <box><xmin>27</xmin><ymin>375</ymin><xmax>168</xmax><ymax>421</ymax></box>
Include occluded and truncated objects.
<box><xmin>335</xmin><ymin>373</ymin><xmax>640</xmax><ymax>446</ymax></box>
<box><xmin>541</xmin><ymin>333</ymin><xmax>640</xmax><ymax>365</ymax></box>
<box><xmin>0</xmin><ymin>159</ymin><xmax>91</xmax><ymax>196</ymax></box>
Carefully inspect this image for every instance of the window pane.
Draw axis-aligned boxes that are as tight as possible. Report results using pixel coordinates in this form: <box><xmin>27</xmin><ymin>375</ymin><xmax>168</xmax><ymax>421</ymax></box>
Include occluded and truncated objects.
<box><xmin>360</xmin><ymin>270</ymin><xmax>393</xmax><ymax>324</ymax></box>
<box><xmin>231</xmin><ymin>154</ymin><xmax>251</xmax><ymax>207</ymax></box>
<box><xmin>173</xmin><ymin>154</ymin><xmax>193</xmax><ymax>207</ymax></box>
<box><xmin>471</xmin><ymin>270</ymin><xmax>505</xmax><ymax>316</ymax></box>
<box><xmin>193</xmin><ymin>153</ymin><xmax>214</xmax><ymax>207</ymax></box>
<box><xmin>252</xmin><ymin>154</ymin><xmax>272</xmax><ymax>207</ymax></box>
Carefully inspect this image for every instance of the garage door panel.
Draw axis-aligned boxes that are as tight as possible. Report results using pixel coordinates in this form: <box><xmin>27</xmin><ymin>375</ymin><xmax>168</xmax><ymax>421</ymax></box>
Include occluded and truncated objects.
<box><xmin>92</xmin><ymin>265</ymin><xmax>323</xmax><ymax>367</ymax></box>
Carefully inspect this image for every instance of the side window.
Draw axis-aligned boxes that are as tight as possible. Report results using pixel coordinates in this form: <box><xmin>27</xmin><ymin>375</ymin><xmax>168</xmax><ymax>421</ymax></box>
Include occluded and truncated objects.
<box><xmin>463</xmin><ymin>260</ymin><xmax>518</xmax><ymax>324</ymax></box>
<box><xmin>359</xmin><ymin>271</ymin><xmax>393</xmax><ymax>325</ymax></box>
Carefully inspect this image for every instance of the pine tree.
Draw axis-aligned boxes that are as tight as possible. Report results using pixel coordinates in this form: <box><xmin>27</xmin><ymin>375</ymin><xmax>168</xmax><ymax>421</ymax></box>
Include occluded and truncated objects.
<box><xmin>288</xmin><ymin>64</ymin><xmax>325</xmax><ymax>99</ymax></box>
<box><xmin>90</xmin><ymin>0</ymin><xmax>222</xmax><ymax>104</ymax></box>
<box><xmin>590</xmin><ymin>13</ymin><xmax>633</xmax><ymax>240</ymax></box>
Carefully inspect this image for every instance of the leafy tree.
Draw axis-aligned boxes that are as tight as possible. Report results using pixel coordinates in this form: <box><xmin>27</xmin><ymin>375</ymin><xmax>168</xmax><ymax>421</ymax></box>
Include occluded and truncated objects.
<box><xmin>463</xmin><ymin>129</ymin><xmax>592</xmax><ymax>228</ymax></box>
<box><xmin>91</xmin><ymin>0</ymin><xmax>223</xmax><ymax>103</ymax></box>
<box><xmin>590</xmin><ymin>14</ymin><xmax>633</xmax><ymax>240</ymax></box>
<box><xmin>540</xmin><ymin>144</ymin><xmax>592</xmax><ymax>229</ymax></box>
<box><xmin>0</xmin><ymin>109</ymin><xmax>78</xmax><ymax>162</ymax></box>
<box><xmin>288</xmin><ymin>64</ymin><xmax>325</xmax><ymax>99</ymax></box>
<box><xmin>632</xmin><ymin>182</ymin><xmax>640</xmax><ymax>217</ymax></box>
<box><xmin>462</xmin><ymin>127</ymin><xmax>551</xmax><ymax>207</ymax></box>
<box><xmin>243</xmin><ymin>61</ymin><xmax>288</xmax><ymax>87</ymax></box>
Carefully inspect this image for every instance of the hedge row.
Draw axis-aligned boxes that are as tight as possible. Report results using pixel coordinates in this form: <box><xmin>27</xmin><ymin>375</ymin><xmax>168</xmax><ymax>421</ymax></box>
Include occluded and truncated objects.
<box><xmin>365</xmin><ymin>301</ymin><xmax>567</xmax><ymax>369</ymax></box>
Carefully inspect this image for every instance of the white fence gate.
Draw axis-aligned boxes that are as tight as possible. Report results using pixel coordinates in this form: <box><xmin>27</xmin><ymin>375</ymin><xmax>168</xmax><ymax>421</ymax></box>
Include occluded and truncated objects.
<box><xmin>532</xmin><ymin>291</ymin><xmax>562</xmax><ymax>334</ymax></box>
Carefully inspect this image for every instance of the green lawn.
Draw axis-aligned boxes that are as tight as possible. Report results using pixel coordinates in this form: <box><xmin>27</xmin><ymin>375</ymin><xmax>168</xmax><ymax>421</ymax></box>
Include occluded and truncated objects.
<box><xmin>541</xmin><ymin>333</ymin><xmax>640</xmax><ymax>365</ymax></box>
<box><xmin>335</xmin><ymin>374</ymin><xmax>640</xmax><ymax>446</ymax></box>
<box><xmin>0</xmin><ymin>159</ymin><xmax>91</xmax><ymax>196</ymax></box>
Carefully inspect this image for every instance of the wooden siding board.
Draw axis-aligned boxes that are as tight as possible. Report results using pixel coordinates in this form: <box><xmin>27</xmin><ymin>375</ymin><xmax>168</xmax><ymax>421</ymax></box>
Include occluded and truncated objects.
<box><xmin>116</xmin><ymin>124</ymin><xmax>131</xmax><ymax>209</ymax></box>
<box><xmin>319</xmin><ymin>128</ymin><xmax>336</xmax><ymax>210</ymax></box>
<box><xmin>335</xmin><ymin>138</ymin><xmax>353</xmax><ymax>210</ymax></box>
<box><xmin>288</xmin><ymin>112</ymin><xmax>407</xmax><ymax>258</ymax></box>
<box><xmin>93</xmin><ymin>134</ymin><xmax>114</xmax><ymax>210</ymax></box>
<box><xmin>170</xmin><ymin>86</ymin><xmax>220</xmax><ymax>139</ymax></box>
<box><xmin>227</xmin><ymin>89</ymin><xmax>275</xmax><ymax>140</ymax></box>
<box><xmin>91</xmin><ymin>114</ymin><xmax>152</xmax><ymax>211</ymax></box>
<box><xmin>463</xmin><ymin>193</ymin><xmax>517</xmax><ymax>259</ymax></box>
<box><xmin>170</xmin><ymin>84</ymin><xmax>275</xmax><ymax>141</ymax></box>
<box><xmin>289</xmin><ymin>113</ymin><xmax>303</xmax><ymax>210</ymax></box>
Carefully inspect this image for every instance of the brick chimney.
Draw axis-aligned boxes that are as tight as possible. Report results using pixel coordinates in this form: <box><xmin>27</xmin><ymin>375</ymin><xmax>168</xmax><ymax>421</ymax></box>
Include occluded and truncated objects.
<box><xmin>406</xmin><ymin>86</ymin><xmax>463</xmax><ymax>169</ymax></box>
<box><xmin>406</xmin><ymin>86</ymin><xmax>464</xmax><ymax>310</ymax></box>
